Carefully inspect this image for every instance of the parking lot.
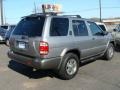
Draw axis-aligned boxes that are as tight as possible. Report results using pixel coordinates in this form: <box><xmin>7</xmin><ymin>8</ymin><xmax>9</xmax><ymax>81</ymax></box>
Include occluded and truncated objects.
<box><xmin>0</xmin><ymin>44</ymin><xmax>120</xmax><ymax>90</ymax></box>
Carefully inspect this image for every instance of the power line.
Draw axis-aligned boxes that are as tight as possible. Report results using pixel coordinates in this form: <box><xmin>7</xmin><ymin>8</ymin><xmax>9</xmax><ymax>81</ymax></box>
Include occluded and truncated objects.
<box><xmin>1</xmin><ymin>7</ymin><xmax>120</xmax><ymax>21</ymax></box>
<box><xmin>65</xmin><ymin>7</ymin><xmax>120</xmax><ymax>13</ymax></box>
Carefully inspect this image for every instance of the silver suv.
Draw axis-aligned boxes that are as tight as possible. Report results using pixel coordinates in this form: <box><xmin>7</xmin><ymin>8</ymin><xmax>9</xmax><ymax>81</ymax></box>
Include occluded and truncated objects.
<box><xmin>8</xmin><ymin>13</ymin><xmax>114</xmax><ymax>80</ymax></box>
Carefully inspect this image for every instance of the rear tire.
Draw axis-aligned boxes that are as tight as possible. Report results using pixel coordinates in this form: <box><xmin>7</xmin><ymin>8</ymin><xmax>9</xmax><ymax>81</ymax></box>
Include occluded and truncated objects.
<box><xmin>58</xmin><ymin>53</ymin><xmax>79</xmax><ymax>80</ymax></box>
<box><xmin>103</xmin><ymin>43</ymin><xmax>114</xmax><ymax>60</ymax></box>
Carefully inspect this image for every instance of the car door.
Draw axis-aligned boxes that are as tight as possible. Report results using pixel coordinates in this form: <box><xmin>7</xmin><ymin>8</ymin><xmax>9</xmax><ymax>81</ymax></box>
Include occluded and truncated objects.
<box><xmin>72</xmin><ymin>20</ymin><xmax>97</xmax><ymax>59</ymax></box>
<box><xmin>86</xmin><ymin>21</ymin><xmax>108</xmax><ymax>56</ymax></box>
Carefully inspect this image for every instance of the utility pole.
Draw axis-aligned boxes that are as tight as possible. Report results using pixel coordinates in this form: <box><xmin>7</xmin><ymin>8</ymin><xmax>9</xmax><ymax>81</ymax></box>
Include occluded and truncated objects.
<box><xmin>0</xmin><ymin>0</ymin><xmax>4</xmax><ymax>25</ymax></box>
<box><xmin>99</xmin><ymin>0</ymin><xmax>102</xmax><ymax>22</ymax></box>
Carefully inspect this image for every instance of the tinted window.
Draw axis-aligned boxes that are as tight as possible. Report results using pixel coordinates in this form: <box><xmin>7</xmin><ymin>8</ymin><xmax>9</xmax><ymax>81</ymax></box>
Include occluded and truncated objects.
<box><xmin>1</xmin><ymin>26</ymin><xmax>8</xmax><ymax>29</ymax></box>
<box><xmin>72</xmin><ymin>20</ymin><xmax>88</xmax><ymax>36</ymax></box>
<box><xmin>13</xmin><ymin>17</ymin><xmax>45</xmax><ymax>37</ymax></box>
<box><xmin>88</xmin><ymin>22</ymin><xmax>103</xmax><ymax>36</ymax></box>
<box><xmin>99</xmin><ymin>25</ymin><xmax>106</xmax><ymax>31</ymax></box>
<box><xmin>50</xmin><ymin>18</ymin><xmax>69</xmax><ymax>36</ymax></box>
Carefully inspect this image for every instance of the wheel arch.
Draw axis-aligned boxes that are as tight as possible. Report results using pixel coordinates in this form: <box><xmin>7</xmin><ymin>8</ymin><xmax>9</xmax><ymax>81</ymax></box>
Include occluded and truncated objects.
<box><xmin>110</xmin><ymin>41</ymin><xmax>116</xmax><ymax>47</ymax></box>
<box><xmin>58</xmin><ymin>48</ymin><xmax>81</xmax><ymax>69</ymax></box>
<box><xmin>60</xmin><ymin>48</ymin><xmax>81</xmax><ymax>60</ymax></box>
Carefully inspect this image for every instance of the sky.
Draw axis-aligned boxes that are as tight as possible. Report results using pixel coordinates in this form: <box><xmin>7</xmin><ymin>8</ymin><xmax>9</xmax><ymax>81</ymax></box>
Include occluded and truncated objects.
<box><xmin>3</xmin><ymin>0</ymin><xmax>120</xmax><ymax>24</ymax></box>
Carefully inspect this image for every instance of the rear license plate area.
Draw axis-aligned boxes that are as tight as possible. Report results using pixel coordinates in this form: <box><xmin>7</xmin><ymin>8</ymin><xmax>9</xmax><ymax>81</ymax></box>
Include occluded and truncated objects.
<box><xmin>17</xmin><ymin>41</ymin><xmax>26</xmax><ymax>49</ymax></box>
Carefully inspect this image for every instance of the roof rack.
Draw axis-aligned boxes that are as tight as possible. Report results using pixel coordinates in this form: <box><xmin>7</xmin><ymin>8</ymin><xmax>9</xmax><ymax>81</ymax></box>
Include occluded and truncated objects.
<box><xmin>27</xmin><ymin>13</ymin><xmax>57</xmax><ymax>17</ymax></box>
<box><xmin>22</xmin><ymin>13</ymin><xmax>82</xmax><ymax>19</ymax></box>
<box><xmin>63</xmin><ymin>15</ymin><xmax>81</xmax><ymax>18</ymax></box>
<box><xmin>34</xmin><ymin>12</ymin><xmax>58</xmax><ymax>16</ymax></box>
<box><xmin>31</xmin><ymin>12</ymin><xmax>64</xmax><ymax>16</ymax></box>
<box><xmin>22</xmin><ymin>12</ymin><xmax>58</xmax><ymax>19</ymax></box>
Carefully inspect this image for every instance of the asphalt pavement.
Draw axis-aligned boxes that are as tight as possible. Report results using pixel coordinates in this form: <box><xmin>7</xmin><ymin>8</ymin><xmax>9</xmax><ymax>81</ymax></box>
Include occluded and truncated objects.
<box><xmin>0</xmin><ymin>44</ymin><xmax>120</xmax><ymax>90</ymax></box>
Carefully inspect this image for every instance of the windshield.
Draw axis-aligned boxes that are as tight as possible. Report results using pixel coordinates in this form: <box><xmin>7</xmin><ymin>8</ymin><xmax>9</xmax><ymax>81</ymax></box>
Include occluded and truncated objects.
<box><xmin>99</xmin><ymin>25</ymin><xmax>106</xmax><ymax>31</ymax></box>
<box><xmin>13</xmin><ymin>16</ymin><xmax>45</xmax><ymax>37</ymax></box>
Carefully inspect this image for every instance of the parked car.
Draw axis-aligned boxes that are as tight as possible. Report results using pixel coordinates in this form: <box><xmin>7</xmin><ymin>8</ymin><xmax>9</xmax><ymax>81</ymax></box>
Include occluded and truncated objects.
<box><xmin>96</xmin><ymin>22</ymin><xmax>108</xmax><ymax>32</ymax></box>
<box><xmin>0</xmin><ymin>27</ymin><xmax>6</xmax><ymax>43</ymax></box>
<box><xmin>5</xmin><ymin>25</ymin><xmax>16</xmax><ymax>46</ymax></box>
<box><xmin>8</xmin><ymin>13</ymin><xmax>115</xmax><ymax>80</ymax></box>
<box><xmin>112</xmin><ymin>24</ymin><xmax>120</xmax><ymax>46</ymax></box>
<box><xmin>96</xmin><ymin>22</ymin><xmax>115</xmax><ymax>45</ymax></box>
<box><xmin>1</xmin><ymin>25</ymin><xmax>16</xmax><ymax>31</ymax></box>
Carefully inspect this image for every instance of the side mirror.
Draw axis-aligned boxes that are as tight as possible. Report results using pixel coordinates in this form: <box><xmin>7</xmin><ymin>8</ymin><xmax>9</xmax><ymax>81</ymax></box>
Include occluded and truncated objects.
<box><xmin>113</xmin><ymin>29</ymin><xmax>117</xmax><ymax>32</ymax></box>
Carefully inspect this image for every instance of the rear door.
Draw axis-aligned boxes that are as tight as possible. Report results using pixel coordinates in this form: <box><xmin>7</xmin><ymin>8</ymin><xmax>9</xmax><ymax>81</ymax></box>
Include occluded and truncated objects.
<box><xmin>72</xmin><ymin>20</ymin><xmax>94</xmax><ymax>59</ymax></box>
<box><xmin>9</xmin><ymin>16</ymin><xmax>45</xmax><ymax>58</ymax></box>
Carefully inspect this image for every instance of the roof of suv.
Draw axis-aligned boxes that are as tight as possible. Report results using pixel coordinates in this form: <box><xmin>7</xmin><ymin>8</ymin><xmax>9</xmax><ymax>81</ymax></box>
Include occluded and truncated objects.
<box><xmin>23</xmin><ymin>13</ymin><xmax>90</xmax><ymax>21</ymax></box>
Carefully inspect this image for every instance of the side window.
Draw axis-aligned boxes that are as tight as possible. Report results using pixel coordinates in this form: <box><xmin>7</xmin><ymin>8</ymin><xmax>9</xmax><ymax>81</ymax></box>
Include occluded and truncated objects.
<box><xmin>88</xmin><ymin>22</ymin><xmax>103</xmax><ymax>36</ymax></box>
<box><xmin>72</xmin><ymin>20</ymin><xmax>88</xmax><ymax>36</ymax></box>
<box><xmin>50</xmin><ymin>18</ymin><xmax>69</xmax><ymax>36</ymax></box>
<box><xmin>99</xmin><ymin>25</ymin><xmax>106</xmax><ymax>31</ymax></box>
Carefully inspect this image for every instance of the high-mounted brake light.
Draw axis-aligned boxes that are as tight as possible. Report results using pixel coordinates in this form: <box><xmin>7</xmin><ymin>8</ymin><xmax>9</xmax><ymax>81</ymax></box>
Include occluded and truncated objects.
<box><xmin>39</xmin><ymin>41</ymin><xmax>49</xmax><ymax>55</ymax></box>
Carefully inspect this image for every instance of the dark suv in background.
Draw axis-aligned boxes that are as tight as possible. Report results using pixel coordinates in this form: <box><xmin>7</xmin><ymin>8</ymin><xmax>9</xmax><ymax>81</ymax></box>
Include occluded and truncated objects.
<box><xmin>5</xmin><ymin>25</ymin><xmax>16</xmax><ymax>46</ymax></box>
<box><xmin>112</xmin><ymin>24</ymin><xmax>120</xmax><ymax>46</ymax></box>
<box><xmin>8</xmin><ymin>13</ymin><xmax>114</xmax><ymax>80</ymax></box>
<box><xmin>0</xmin><ymin>27</ymin><xmax>6</xmax><ymax>43</ymax></box>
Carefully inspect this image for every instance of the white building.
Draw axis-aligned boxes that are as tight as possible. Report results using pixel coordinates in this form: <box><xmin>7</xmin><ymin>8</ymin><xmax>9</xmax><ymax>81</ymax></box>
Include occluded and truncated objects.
<box><xmin>103</xmin><ymin>19</ymin><xmax>120</xmax><ymax>25</ymax></box>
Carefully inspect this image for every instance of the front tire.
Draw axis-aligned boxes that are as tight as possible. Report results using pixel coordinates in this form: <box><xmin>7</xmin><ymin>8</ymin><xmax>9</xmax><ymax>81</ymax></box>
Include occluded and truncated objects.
<box><xmin>103</xmin><ymin>43</ymin><xmax>114</xmax><ymax>60</ymax></box>
<box><xmin>58</xmin><ymin>53</ymin><xmax>79</xmax><ymax>80</ymax></box>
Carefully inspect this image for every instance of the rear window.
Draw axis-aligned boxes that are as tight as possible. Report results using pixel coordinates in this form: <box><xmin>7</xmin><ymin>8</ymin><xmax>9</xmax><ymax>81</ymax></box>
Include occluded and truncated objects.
<box><xmin>13</xmin><ymin>16</ymin><xmax>45</xmax><ymax>37</ymax></box>
<box><xmin>50</xmin><ymin>18</ymin><xmax>69</xmax><ymax>36</ymax></box>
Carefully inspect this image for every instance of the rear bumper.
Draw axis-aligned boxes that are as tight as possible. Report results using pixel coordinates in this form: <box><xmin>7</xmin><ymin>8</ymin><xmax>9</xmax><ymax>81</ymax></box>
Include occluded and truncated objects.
<box><xmin>8</xmin><ymin>50</ymin><xmax>61</xmax><ymax>70</ymax></box>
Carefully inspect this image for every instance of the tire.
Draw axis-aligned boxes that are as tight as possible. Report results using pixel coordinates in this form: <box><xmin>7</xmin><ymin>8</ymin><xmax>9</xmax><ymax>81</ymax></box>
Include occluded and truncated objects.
<box><xmin>103</xmin><ymin>43</ymin><xmax>114</xmax><ymax>60</ymax></box>
<box><xmin>58</xmin><ymin>53</ymin><xmax>79</xmax><ymax>80</ymax></box>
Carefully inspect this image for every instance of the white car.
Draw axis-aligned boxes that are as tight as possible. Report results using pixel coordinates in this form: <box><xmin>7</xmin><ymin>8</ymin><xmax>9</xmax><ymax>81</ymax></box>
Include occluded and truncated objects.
<box><xmin>96</xmin><ymin>22</ymin><xmax>115</xmax><ymax>45</ymax></box>
<box><xmin>96</xmin><ymin>22</ymin><xmax>108</xmax><ymax>32</ymax></box>
<box><xmin>0</xmin><ymin>27</ymin><xmax>6</xmax><ymax>43</ymax></box>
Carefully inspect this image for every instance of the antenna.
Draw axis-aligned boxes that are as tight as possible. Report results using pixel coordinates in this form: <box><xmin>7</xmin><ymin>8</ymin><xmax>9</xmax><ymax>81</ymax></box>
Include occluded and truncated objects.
<box><xmin>34</xmin><ymin>1</ymin><xmax>37</xmax><ymax>14</ymax></box>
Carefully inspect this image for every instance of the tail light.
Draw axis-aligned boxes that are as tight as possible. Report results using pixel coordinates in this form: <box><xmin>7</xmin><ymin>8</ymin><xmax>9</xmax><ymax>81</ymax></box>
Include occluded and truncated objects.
<box><xmin>39</xmin><ymin>41</ymin><xmax>49</xmax><ymax>55</ymax></box>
